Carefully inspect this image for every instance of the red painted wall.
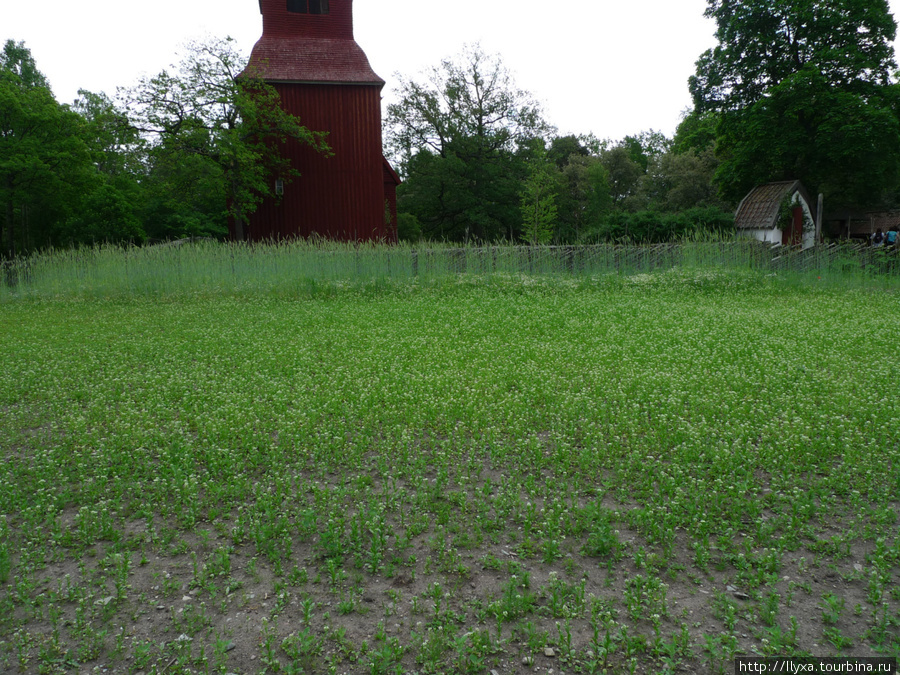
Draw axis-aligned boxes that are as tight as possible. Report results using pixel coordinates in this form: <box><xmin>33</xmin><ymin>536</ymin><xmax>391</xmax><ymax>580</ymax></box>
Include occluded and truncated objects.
<box><xmin>260</xmin><ymin>0</ymin><xmax>354</xmax><ymax>41</ymax></box>
<box><xmin>236</xmin><ymin>0</ymin><xmax>398</xmax><ymax>243</ymax></box>
<box><xmin>782</xmin><ymin>205</ymin><xmax>804</xmax><ymax>246</ymax></box>
<box><xmin>246</xmin><ymin>83</ymin><xmax>391</xmax><ymax>241</ymax></box>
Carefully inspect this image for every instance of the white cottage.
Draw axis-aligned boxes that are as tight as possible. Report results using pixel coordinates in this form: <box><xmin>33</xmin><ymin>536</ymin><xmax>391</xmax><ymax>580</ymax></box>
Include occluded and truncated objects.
<box><xmin>735</xmin><ymin>181</ymin><xmax>819</xmax><ymax>249</ymax></box>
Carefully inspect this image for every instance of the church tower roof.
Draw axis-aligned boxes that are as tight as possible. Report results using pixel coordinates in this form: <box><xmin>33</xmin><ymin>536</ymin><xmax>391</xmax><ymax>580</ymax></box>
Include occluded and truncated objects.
<box><xmin>247</xmin><ymin>0</ymin><xmax>384</xmax><ymax>85</ymax></box>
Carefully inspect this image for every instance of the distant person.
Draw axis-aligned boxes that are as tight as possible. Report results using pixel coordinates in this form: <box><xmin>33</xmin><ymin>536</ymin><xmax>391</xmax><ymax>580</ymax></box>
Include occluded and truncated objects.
<box><xmin>872</xmin><ymin>228</ymin><xmax>885</xmax><ymax>247</ymax></box>
<box><xmin>885</xmin><ymin>228</ymin><xmax>899</xmax><ymax>248</ymax></box>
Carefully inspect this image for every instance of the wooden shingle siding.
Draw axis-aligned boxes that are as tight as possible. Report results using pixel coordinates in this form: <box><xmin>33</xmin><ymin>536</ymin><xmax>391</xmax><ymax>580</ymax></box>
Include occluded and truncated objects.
<box><xmin>238</xmin><ymin>0</ymin><xmax>399</xmax><ymax>242</ymax></box>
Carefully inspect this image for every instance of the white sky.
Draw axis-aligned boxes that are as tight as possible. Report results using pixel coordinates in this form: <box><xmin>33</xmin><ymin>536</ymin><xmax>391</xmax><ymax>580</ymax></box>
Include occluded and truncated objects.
<box><xmin>5</xmin><ymin>0</ymin><xmax>900</xmax><ymax>142</ymax></box>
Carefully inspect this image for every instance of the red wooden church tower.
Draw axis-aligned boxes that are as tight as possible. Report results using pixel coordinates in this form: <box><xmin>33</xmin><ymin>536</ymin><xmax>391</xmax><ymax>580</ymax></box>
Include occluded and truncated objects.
<box><xmin>234</xmin><ymin>0</ymin><xmax>399</xmax><ymax>242</ymax></box>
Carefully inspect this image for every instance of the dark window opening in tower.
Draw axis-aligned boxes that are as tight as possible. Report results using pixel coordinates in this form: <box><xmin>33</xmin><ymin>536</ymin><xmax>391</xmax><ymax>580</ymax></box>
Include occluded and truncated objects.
<box><xmin>287</xmin><ymin>0</ymin><xmax>329</xmax><ymax>13</ymax></box>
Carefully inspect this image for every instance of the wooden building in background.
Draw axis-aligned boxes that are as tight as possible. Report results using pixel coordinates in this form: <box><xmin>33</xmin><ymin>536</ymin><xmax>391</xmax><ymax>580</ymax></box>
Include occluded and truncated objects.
<box><xmin>735</xmin><ymin>181</ymin><xmax>819</xmax><ymax>249</ymax></box>
<box><xmin>232</xmin><ymin>0</ymin><xmax>399</xmax><ymax>242</ymax></box>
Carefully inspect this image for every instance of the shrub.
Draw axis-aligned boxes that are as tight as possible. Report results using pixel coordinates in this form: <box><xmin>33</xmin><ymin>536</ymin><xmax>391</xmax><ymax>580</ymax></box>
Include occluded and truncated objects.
<box><xmin>581</xmin><ymin>206</ymin><xmax>735</xmax><ymax>243</ymax></box>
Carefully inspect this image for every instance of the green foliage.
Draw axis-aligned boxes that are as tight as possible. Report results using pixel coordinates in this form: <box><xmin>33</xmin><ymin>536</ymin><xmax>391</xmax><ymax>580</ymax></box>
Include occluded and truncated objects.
<box><xmin>63</xmin><ymin>180</ymin><xmax>146</xmax><ymax>245</ymax></box>
<box><xmin>672</xmin><ymin>110</ymin><xmax>718</xmax><ymax>154</ymax></box>
<box><xmin>582</xmin><ymin>206</ymin><xmax>735</xmax><ymax>243</ymax></box>
<box><xmin>122</xmin><ymin>37</ymin><xmax>330</xmax><ymax>240</ymax></box>
<box><xmin>0</xmin><ymin>37</ymin><xmax>332</xmax><ymax>254</ymax></box>
<box><xmin>643</xmin><ymin>147</ymin><xmax>725</xmax><ymax>213</ymax></box>
<box><xmin>519</xmin><ymin>143</ymin><xmax>558</xmax><ymax>244</ymax></box>
<box><xmin>0</xmin><ymin>41</ymin><xmax>95</xmax><ymax>256</ymax></box>
<box><xmin>396</xmin><ymin>143</ymin><xmax>524</xmax><ymax>242</ymax></box>
<box><xmin>0</xmin><ymin>540</ymin><xmax>9</xmax><ymax>584</ymax></box>
<box><xmin>68</xmin><ymin>90</ymin><xmax>147</xmax><ymax>244</ymax></box>
<box><xmin>140</xmin><ymin>138</ymin><xmax>228</xmax><ymax>240</ymax></box>
<box><xmin>386</xmin><ymin>44</ymin><xmax>552</xmax><ymax>242</ymax></box>
<box><xmin>690</xmin><ymin>0</ymin><xmax>900</xmax><ymax>206</ymax></box>
<box><xmin>819</xmin><ymin>592</ymin><xmax>845</xmax><ymax>626</ymax></box>
<box><xmin>547</xmin><ymin>134</ymin><xmax>590</xmax><ymax>169</ymax></box>
<box><xmin>581</xmin><ymin>505</ymin><xmax>621</xmax><ymax>560</ymax></box>
<box><xmin>0</xmin><ymin>37</ymin><xmax>730</xmax><ymax>252</ymax></box>
<box><xmin>692</xmin><ymin>0</ymin><xmax>896</xmax><ymax>113</ymax></box>
<box><xmin>598</xmin><ymin>145</ymin><xmax>643</xmax><ymax>208</ymax></box>
<box><xmin>713</xmin><ymin>65</ymin><xmax>900</xmax><ymax>206</ymax></box>
<box><xmin>0</xmin><ymin>40</ymin><xmax>49</xmax><ymax>89</ymax></box>
<box><xmin>2</xmin><ymin>257</ymin><xmax>900</xmax><ymax>670</ymax></box>
<box><xmin>620</xmin><ymin>130</ymin><xmax>671</xmax><ymax>173</ymax></box>
<box><xmin>396</xmin><ymin>212</ymin><xmax>423</xmax><ymax>242</ymax></box>
<box><xmin>555</xmin><ymin>155</ymin><xmax>612</xmax><ymax>242</ymax></box>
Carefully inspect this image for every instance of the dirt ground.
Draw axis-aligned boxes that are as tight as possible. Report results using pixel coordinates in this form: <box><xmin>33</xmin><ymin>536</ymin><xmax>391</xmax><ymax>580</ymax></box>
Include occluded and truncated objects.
<box><xmin>5</xmin><ymin>500</ymin><xmax>898</xmax><ymax>675</ymax></box>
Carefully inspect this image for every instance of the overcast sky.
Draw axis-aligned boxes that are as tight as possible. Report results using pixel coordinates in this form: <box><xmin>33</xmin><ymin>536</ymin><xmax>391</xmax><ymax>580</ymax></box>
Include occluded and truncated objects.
<box><xmin>5</xmin><ymin>0</ymin><xmax>900</xmax><ymax>142</ymax></box>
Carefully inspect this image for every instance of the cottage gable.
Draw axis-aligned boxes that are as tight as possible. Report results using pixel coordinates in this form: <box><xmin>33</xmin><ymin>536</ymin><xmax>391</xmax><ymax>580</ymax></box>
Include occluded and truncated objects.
<box><xmin>735</xmin><ymin>181</ymin><xmax>818</xmax><ymax>248</ymax></box>
<box><xmin>735</xmin><ymin>181</ymin><xmax>814</xmax><ymax>231</ymax></box>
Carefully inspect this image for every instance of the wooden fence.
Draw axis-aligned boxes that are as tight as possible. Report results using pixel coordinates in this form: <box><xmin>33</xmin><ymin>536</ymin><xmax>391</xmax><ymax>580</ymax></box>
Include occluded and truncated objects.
<box><xmin>3</xmin><ymin>241</ymin><xmax>899</xmax><ymax>293</ymax></box>
<box><xmin>405</xmin><ymin>241</ymin><xmax>900</xmax><ymax>277</ymax></box>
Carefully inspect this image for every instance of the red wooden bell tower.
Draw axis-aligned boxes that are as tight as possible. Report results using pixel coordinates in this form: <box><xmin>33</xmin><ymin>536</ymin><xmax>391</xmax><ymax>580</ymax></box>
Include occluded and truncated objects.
<box><xmin>235</xmin><ymin>0</ymin><xmax>399</xmax><ymax>242</ymax></box>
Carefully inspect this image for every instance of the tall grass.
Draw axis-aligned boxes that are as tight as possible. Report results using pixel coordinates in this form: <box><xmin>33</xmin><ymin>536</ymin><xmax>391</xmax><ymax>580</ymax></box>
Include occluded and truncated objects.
<box><xmin>1</xmin><ymin>238</ymin><xmax>897</xmax><ymax>301</ymax></box>
<box><xmin>3</xmin><ymin>239</ymin><xmax>900</xmax><ymax>670</ymax></box>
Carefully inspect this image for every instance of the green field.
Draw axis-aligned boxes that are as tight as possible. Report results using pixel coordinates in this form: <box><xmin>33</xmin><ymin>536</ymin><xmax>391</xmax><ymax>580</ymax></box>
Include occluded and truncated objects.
<box><xmin>1</xmin><ymin>252</ymin><xmax>899</xmax><ymax>674</ymax></box>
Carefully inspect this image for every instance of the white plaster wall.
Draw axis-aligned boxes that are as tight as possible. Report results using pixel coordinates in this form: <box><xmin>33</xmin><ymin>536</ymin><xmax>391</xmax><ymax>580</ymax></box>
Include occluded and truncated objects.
<box><xmin>741</xmin><ymin>229</ymin><xmax>782</xmax><ymax>244</ymax></box>
<box><xmin>801</xmin><ymin>225</ymin><xmax>817</xmax><ymax>249</ymax></box>
<box><xmin>738</xmin><ymin>191</ymin><xmax>818</xmax><ymax>247</ymax></box>
<box><xmin>791</xmin><ymin>193</ymin><xmax>818</xmax><ymax>249</ymax></box>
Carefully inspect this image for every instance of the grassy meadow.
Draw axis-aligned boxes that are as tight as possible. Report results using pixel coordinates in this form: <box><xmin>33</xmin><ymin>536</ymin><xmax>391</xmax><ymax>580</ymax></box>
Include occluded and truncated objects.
<box><xmin>1</xmin><ymin>241</ymin><xmax>899</xmax><ymax>674</ymax></box>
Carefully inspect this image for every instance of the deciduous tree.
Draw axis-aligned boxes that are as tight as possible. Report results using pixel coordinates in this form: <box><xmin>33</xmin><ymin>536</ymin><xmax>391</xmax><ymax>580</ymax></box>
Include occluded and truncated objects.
<box><xmin>690</xmin><ymin>0</ymin><xmax>900</xmax><ymax>206</ymax></box>
<box><xmin>598</xmin><ymin>146</ymin><xmax>643</xmax><ymax>209</ymax></box>
<box><xmin>0</xmin><ymin>41</ymin><xmax>92</xmax><ymax>257</ymax></box>
<box><xmin>519</xmin><ymin>143</ymin><xmax>557</xmax><ymax>245</ymax></box>
<box><xmin>68</xmin><ymin>90</ymin><xmax>146</xmax><ymax>244</ymax></box>
<box><xmin>555</xmin><ymin>154</ymin><xmax>612</xmax><ymax>243</ymax></box>
<box><xmin>691</xmin><ymin>0</ymin><xmax>896</xmax><ymax>111</ymax></box>
<box><xmin>385</xmin><ymin>45</ymin><xmax>552</xmax><ymax>242</ymax></box>
<box><xmin>643</xmin><ymin>147</ymin><xmax>725</xmax><ymax>213</ymax></box>
<box><xmin>123</xmin><ymin>37</ymin><xmax>329</xmax><ymax>240</ymax></box>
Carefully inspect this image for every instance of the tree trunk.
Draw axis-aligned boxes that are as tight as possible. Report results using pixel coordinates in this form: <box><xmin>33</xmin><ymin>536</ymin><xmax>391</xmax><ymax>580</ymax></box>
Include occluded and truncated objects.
<box><xmin>233</xmin><ymin>215</ymin><xmax>246</xmax><ymax>242</ymax></box>
<box><xmin>5</xmin><ymin>178</ymin><xmax>14</xmax><ymax>259</ymax></box>
<box><xmin>231</xmin><ymin>173</ymin><xmax>246</xmax><ymax>241</ymax></box>
<box><xmin>22</xmin><ymin>204</ymin><xmax>29</xmax><ymax>254</ymax></box>
<box><xmin>0</xmin><ymin>200</ymin><xmax>6</xmax><ymax>259</ymax></box>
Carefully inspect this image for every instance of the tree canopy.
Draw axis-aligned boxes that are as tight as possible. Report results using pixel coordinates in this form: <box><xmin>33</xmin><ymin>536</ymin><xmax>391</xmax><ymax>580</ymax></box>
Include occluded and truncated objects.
<box><xmin>385</xmin><ymin>45</ymin><xmax>553</xmax><ymax>242</ymax></box>
<box><xmin>690</xmin><ymin>0</ymin><xmax>900</xmax><ymax>206</ymax></box>
<box><xmin>0</xmin><ymin>27</ymin><xmax>754</xmax><ymax>253</ymax></box>
<box><xmin>123</xmin><ymin>37</ymin><xmax>329</xmax><ymax>240</ymax></box>
<box><xmin>14</xmin><ymin>0</ymin><xmax>900</xmax><ymax>252</ymax></box>
<box><xmin>384</xmin><ymin>44</ymin><xmax>732</xmax><ymax>245</ymax></box>
<box><xmin>1</xmin><ymin>40</ymin><xmax>96</xmax><ymax>256</ymax></box>
<box><xmin>0</xmin><ymin>37</ymin><xmax>333</xmax><ymax>257</ymax></box>
<box><xmin>691</xmin><ymin>0</ymin><xmax>896</xmax><ymax>112</ymax></box>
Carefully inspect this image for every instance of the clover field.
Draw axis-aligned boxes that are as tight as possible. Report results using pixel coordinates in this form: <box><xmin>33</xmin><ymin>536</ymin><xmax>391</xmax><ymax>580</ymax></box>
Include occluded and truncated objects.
<box><xmin>1</xmin><ymin>267</ymin><xmax>899</xmax><ymax>674</ymax></box>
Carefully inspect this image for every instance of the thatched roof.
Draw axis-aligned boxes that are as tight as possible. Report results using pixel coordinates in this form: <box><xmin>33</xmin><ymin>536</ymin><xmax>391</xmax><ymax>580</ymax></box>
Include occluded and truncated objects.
<box><xmin>735</xmin><ymin>181</ymin><xmax>815</xmax><ymax>230</ymax></box>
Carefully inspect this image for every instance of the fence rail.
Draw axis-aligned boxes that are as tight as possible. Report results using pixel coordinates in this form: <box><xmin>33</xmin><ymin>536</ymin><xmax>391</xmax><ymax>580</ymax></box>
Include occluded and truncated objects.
<box><xmin>402</xmin><ymin>241</ymin><xmax>900</xmax><ymax>277</ymax></box>
<box><xmin>3</xmin><ymin>240</ymin><xmax>899</xmax><ymax>298</ymax></box>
